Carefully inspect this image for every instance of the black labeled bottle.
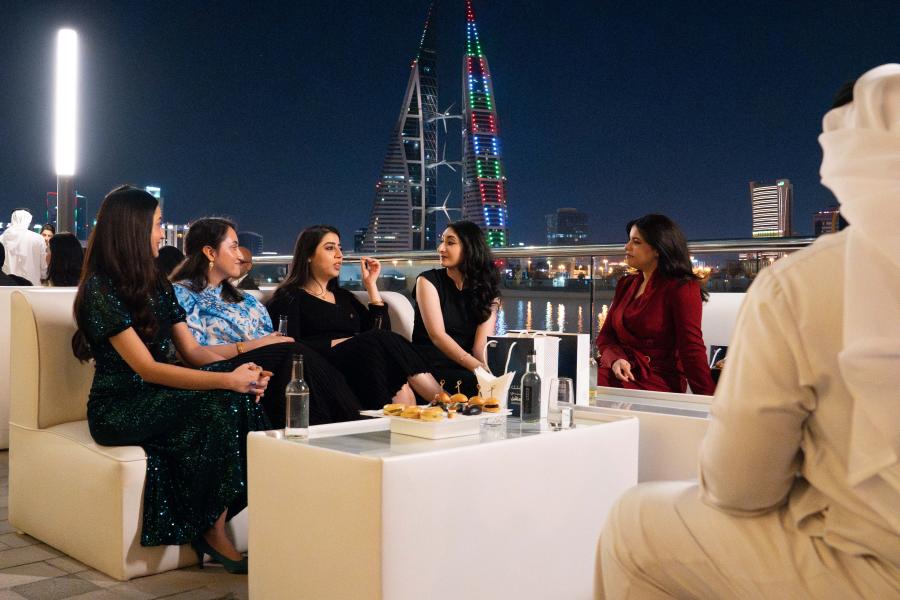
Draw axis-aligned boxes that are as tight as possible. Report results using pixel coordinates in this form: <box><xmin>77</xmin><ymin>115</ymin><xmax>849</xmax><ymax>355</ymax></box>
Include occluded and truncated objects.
<box><xmin>521</xmin><ymin>350</ymin><xmax>542</xmax><ymax>422</ymax></box>
<box><xmin>285</xmin><ymin>354</ymin><xmax>310</xmax><ymax>439</ymax></box>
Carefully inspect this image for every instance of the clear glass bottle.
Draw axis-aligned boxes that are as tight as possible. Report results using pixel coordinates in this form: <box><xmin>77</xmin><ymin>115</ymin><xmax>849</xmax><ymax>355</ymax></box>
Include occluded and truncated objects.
<box><xmin>285</xmin><ymin>354</ymin><xmax>310</xmax><ymax>439</ymax></box>
<box><xmin>520</xmin><ymin>350</ymin><xmax>542</xmax><ymax>423</ymax></box>
<box><xmin>589</xmin><ymin>341</ymin><xmax>598</xmax><ymax>399</ymax></box>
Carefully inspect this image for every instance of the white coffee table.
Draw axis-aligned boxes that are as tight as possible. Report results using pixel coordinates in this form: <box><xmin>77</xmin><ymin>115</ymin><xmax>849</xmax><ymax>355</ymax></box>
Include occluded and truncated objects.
<box><xmin>248</xmin><ymin>412</ymin><xmax>638</xmax><ymax>600</ymax></box>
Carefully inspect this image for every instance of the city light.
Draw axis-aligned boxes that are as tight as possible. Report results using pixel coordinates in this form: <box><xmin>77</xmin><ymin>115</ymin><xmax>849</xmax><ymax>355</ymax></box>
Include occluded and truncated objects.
<box><xmin>54</xmin><ymin>29</ymin><xmax>78</xmax><ymax>176</ymax></box>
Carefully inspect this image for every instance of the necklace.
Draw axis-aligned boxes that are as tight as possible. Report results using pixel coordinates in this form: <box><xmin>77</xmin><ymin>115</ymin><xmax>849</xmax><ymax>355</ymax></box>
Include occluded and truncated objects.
<box><xmin>304</xmin><ymin>282</ymin><xmax>329</xmax><ymax>298</ymax></box>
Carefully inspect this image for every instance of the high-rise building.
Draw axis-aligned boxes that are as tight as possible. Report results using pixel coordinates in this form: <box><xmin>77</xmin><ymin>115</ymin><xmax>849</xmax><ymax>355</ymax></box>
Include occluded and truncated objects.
<box><xmin>750</xmin><ymin>179</ymin><xmax>793</xmax><ymax>238</ymax></box>
<box><xmin>238</xmin><ymin>231</ymin><xmax>264</xmax><ymax>256</ymax></box>
<box><xmin>813</xmin><ymin>205</ymin><xmax>847</xmax><ymax>236</ymax></box>
<box><xmin>45</xmin><ymin>191</ymin><xmax>89</xmax><ymax>241</ymax></box>
<box><xmin>353</xmin><ymin>228</ymin><xmax>367</xmax><ymax>253</ymax></box>
<box><xmin>362</xmin><ymin>5</ymin><xmax>438</xmax><ymax>253</ymax></box>
<box><xmin>460</xmin><ymin>0</ymin><xmax>509</xmax><ymax>248</ymax></box>
<box><xmin>162</xmin><ymin>223</ymin><xmax>190</xmax><ymax>252</ymax></box>
<box><xmin>145</xmin><ymin>186</ymin><xmax>164</xmax><ymax>212</ymax></box>
<box><xmin>546</xmin><ymin>208</ymin><xmax>589</xmax><ymax>246</ymax></box>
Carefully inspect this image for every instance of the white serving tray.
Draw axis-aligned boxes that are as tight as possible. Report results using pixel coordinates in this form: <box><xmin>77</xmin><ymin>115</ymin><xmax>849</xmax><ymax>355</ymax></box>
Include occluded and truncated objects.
<box><xmin>360</xmin><ymin>409</ymin><xmax>509</xmax><ymax>440</ymax></box>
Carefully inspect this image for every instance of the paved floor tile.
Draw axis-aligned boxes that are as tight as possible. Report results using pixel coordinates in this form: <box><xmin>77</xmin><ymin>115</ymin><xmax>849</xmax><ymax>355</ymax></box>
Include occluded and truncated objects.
<box><xmin>10</xmin><ymin>574</ymin><xmax>100</xmax><ymax>600</ymax></box>
<box><xmin>72</xmin><ymin>569</ymin><xmax>118</xmax><ymax>589</ymax></box>
<box><xmin>127</xmin><ymin>570</ymin><xmax>228</xmax><ymax>597</ymax></box>
<box><xmin>159</xmin><ymin>588</ymin><xmax>230</xmax><ymax>600</ymax></box>
<box><xmin>0</xmin><ymin>545</ymin><xmax>62</xmax><ymax>570</ymax></box>
<box><xmin>63</xmin><ymin>583</ymin><xmax>154</xmax><ymax>600</ymax></box>
<box><xmin>0</xmin><ymin>590</ymin><xmax>28</xmax><ymax>599</ymax></box>
<box><xmin>0</xmin><ymin>536</ymin><xmax>36</xmax><ymax>550</ymax></box>
<box><xmin>0</xmin><ymin>523</ymin><xmax>15</xmax><ymax>536</ymax></box>
<box><xmin>0</xmin><ymin>562</ymin><xmax>68</xmax><ymax>589</ymax></box>
<box><xmin>45</xmin><ymin>557</ymin><xmax>89</xmax><ymax>575</ymax></box>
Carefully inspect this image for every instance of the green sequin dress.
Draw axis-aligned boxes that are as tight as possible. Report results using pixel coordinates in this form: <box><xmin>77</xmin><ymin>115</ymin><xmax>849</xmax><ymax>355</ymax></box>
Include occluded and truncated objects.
<box><xmin>80</xmin><ymin>273</ymin><xmax>269</xmax><ymax>547</ymax></box>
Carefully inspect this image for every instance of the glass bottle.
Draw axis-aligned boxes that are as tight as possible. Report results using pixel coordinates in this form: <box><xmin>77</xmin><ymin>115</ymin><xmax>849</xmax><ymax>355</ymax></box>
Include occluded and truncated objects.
<box><xmin>285</xmin><ymin>354</ymin><xmax>310</xmax><ymax>439</ymax></box>
<box><xmin>520</xmin><ymin>350</ymin><xmax>542</xmax><ymax>423</ymax></box>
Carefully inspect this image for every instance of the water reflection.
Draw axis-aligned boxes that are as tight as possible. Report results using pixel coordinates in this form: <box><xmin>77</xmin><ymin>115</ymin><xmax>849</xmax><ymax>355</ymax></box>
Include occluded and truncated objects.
<box><xmin>496</xmin><ymin>299</ymin><xmax>589</xmax><ymax>334</ymax></box>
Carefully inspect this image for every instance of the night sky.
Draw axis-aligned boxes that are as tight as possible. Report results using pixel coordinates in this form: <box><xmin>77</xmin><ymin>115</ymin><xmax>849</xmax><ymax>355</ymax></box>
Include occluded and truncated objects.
<box><xmin>1</xmin><ymin>1</ymin><xmax>898</xmax><ymax>252</ymax></box>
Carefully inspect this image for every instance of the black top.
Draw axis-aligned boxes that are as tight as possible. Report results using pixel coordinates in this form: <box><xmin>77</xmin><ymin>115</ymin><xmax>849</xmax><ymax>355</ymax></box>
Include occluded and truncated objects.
<box><xmin>266</xmin><ymin>287</ymin><xmax>391</xmax><ymax>354</ymax></box>
<box><xmin>412</xmin><ymin>268</ymin><xmax>478</xmax><ymax>352</ymax></box>
<box><xmin>0</xmin><ymin>272</ymin><xmax>32</xmax><ymax>286</ymax></box>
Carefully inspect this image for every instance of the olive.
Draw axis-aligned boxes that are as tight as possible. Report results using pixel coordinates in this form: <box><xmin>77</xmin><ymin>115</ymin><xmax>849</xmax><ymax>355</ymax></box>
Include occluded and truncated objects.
<box><xmin>463</xmin><ymin>405</ymin><xmax>482</xmax><ymax>416</ymax></box>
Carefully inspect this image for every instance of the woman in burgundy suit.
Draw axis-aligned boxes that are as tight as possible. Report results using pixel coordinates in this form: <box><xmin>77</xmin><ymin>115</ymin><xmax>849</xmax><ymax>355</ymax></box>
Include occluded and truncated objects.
<box><xmin>596</xmin><ymin>214</ymin><xmax>716</xmax><ymax>395</ymax></box>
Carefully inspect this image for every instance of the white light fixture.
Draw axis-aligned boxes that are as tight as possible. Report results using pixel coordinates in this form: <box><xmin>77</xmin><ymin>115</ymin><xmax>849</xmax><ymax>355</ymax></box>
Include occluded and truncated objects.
<box><xmin>55</xmin><ymin>29</ymin><xmax>78</xmax><ymax>176</ymax></box>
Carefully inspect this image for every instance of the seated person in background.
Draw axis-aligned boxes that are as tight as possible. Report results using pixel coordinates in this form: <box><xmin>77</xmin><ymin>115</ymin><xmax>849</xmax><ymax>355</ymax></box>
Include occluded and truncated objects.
<box><xmin>267</xmin><ymin>225</ymin><xmax>442</xmax><ymax>409</ymax></box>
<box><xmin>46</xmin><ymin>232</ymin><xmax>84</xmax><ymax>286</ymax></box>
<box><xmin>233</xmin><ymin>246</ymin><xmax>259</xmax><ymax>290</ymax></box>
<box><xmin>155</xmin><ymin>245</ymin><xmax>185</xmax><ymax>278</ymax></box>
<box><xmin>596</xmin><ymin>66</ymin><xmax>900</xmax><ymax>599</ymax></box>
<box><xmin>595</xmin><ymin>214</ymin><xmax>715</xmax><ymax>395</ymax></box>
<box><xmin>412</xmin><ymin>220</ymin><xmax>500</xmax><ymax>397</ymax></box>
<box><xmin>0</xmin><ymin>243</ymin><xmax>32</xmax><ymax>286</ymax></box>
<box><xmin>171</xmin><ymin>218</ymin><xmax>361</xmax><ymax>427</ymax></box>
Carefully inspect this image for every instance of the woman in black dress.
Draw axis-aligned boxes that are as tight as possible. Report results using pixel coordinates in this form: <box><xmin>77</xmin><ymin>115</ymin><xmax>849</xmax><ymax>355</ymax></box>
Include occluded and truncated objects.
<box><xmin>171</xmin><ymin>217</ymin><xmax>362</xmax><ymax>427</ymax></box>
<box><xmin>72</xmin><ymin>186</ymin><xmax>269</xmax><ymax>573</ymax></box>
<box><xmin>266</xmin><ymin>225</ymin><xmax>442</xmax><ymax>408</ymax></box>
<box><xmin>412</xmin><ymin>221</ymin><xmax>501</xmax><ymax>396</ymax></box>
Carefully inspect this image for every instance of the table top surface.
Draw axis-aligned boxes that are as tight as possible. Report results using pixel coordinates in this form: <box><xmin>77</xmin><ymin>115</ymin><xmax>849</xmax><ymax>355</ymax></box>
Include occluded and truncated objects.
<box><xmin>285</xmin><ymin>417</ymin><xmax>602</xmax><ymax>459</ymax></box>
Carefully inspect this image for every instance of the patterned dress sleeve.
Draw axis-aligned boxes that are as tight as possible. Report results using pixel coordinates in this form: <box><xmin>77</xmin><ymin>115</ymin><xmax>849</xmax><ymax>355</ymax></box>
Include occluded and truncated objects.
<box><xmin>80</xmin><ymin>275</ymin><xmax>133</xmax><ymax>342</ymax></box>
<box><xmin>172</xmin><ymin>283</ymin><xmax>208</xmax><ymax>345</ymax></box>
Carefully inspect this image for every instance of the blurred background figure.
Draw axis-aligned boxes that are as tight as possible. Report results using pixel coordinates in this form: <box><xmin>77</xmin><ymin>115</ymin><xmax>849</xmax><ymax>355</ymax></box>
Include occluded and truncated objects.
<box><xmin>46</xmin><ymin>233</ymin><xmax>84</xmax><ymax>287</ymax></box>
<box><xmin>233</xmin><ymin>246</ymin><xmax>259</xmax><ymax>290</ymax></box>
<box><xmin>0</xmin><ymin>208</ymin><xmax>46</xmax><ymax>285</ymax></box>
<box><xmin>40</xmin><ymin>223</ymin><xmax>55</xmax><ymax>245</ymax></box>
<box><xmin>0</xmin><ymin>242</ymin><xmax>32</xmax><ymax>286</ymax></box>
<box><xmin>155</xmin><ymin>245</ymin><xmax>185</xmax><ymax>278</ymax></box>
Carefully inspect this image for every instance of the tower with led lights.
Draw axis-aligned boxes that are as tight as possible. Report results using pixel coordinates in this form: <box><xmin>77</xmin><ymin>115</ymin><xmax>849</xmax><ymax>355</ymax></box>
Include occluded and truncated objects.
<box><xmin>362</xmin><ymin>5</ymin><xmax>439</xmax><ymax>252</ymax></box>
<box><xmin>460</xmin><ymin>0</ymin><xmax>508</xmax><ymax>247</ymax></box>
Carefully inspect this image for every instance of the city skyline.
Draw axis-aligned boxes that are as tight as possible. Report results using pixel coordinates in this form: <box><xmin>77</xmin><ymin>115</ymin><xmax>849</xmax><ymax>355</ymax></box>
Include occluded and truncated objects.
<box><xmin>1</xmin><ymin>1</ymin><xmax>898</xmax><ymax>252</ymax></box>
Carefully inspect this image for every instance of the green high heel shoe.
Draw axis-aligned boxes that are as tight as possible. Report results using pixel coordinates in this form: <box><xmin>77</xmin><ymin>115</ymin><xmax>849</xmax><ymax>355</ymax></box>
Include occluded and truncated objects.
<box><xmin>191</xmin><ymin>536</ymin><xmax>248</xmax><ymax>574</ymax></box>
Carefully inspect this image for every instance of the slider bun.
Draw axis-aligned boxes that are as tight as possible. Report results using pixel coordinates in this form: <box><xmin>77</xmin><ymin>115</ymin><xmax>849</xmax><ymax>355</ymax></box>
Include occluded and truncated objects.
<box><xmin>449</xmin><ymin>393</ymin><xmax>468</xmax><ymax>404</ymax></box>
<box><xmin>400</xmin><ymin>406</ymin><xmax>423</xmax><ymax>419</ymax></box>
<box><xmin>383</xmin><ymin>404</ymin><xmax>404</xmax><ymax>416</ymax></box>
<box><xmin>420</xmin><ymin>407</ymin><xmax>445</xmax><ymax>421</ymax></box>
<box><xmin>482</xmin><ymin>401</ymin><xmax>501</xmax><ymax>413</ymax></box>
<box><xmin>468</xmin><ymin>397</ymin><xmax>485</xmax><ymax>407</ymax></box>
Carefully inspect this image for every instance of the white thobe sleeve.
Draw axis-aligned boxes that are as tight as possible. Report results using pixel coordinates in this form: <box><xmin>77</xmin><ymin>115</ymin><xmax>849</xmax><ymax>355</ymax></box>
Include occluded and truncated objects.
<box><xmin>699</xmin><ymin>267</ymin><xmax>817</xmax><ymax>515</ymax></box>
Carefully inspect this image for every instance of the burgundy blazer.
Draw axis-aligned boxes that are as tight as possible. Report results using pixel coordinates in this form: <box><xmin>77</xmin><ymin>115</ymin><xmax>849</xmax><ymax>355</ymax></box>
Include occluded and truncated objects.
<box><xmin>595</xmin><ymin>271</ymin><xmax>716</xmax><ymax>395</ymax></box>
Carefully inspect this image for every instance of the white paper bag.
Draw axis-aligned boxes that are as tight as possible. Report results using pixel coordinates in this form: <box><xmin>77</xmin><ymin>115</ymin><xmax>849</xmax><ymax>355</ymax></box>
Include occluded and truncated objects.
<box><xmin>474</xmin><ymin>367</ymin><xmax>515</xmax><ymax>411</ymax></box>
<box><xmin>486</xmin><ymin>332</ymin><xmax>559</xmax><ymax>419</ymax></box>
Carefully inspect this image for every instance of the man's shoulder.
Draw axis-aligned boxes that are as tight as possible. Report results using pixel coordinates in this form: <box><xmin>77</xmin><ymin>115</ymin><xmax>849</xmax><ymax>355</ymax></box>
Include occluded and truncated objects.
<box><xmin>770</xmin><ymin>230</ymin><xmax>847</xmax><ymax>277</ymax></box>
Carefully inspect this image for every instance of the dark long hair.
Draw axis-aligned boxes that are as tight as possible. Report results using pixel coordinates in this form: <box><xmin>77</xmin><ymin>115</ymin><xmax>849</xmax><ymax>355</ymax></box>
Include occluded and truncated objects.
<box><xmin>447</xmin><ymin>220</ymin><xmax>501</xmax><ymax>323</ymax></box>
<box><xmin>626</xmin><ymin>214</ymin><xmax>708</xmax><ymax>301</ymax></box>
<box><xmin>47</xmin><ymin>233</ymin><xmax>83</xmax><ymax>286</ymax></box>
<box><xmin>269</xmin><ymin>225</ymin><xmax>340</xmax><ymax>307</ymax></box>
<box><xmin>72</xmin><ymin>185</ymin><xmax>167</xmax><ymax>360</ymax></box>
<box><xmin>170</xmin><ymin>217</ymin><xmax>243</xmax><ymax>303</ymax></box>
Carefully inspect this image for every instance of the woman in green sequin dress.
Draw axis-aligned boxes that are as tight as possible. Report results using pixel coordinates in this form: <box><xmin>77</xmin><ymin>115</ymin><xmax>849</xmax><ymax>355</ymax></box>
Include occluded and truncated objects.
<box><xmin>73</xmin><ymin>186</ymin><xmax>269</xmax><ymax>572</ymax></box>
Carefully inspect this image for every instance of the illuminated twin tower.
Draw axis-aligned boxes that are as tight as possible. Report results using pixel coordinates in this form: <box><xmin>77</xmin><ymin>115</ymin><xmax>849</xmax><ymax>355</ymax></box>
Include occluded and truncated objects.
<box><xmin>361</xmin><ymin>0</ymin><xmax>509</xmax><ymax>252</ymax></box>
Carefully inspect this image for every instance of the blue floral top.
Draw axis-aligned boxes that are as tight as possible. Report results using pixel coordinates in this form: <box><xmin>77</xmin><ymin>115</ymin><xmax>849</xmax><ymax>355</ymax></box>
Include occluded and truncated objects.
<box><xmin>173</xmin><ymin>282</ymin><xmax>273</xmax><ymax>345</ymax></box>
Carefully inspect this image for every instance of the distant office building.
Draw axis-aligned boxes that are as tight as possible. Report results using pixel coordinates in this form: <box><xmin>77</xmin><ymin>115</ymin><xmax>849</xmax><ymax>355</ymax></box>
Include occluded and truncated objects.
<box><xmin>145</xmin><ymin>186</ymin><xmax>164</xmax><ymax>212</ymax></box>
<box><xmin>161</xmin><ymin>223</ymin><xmax>190</xmax><ymax>252</ymax></box>
<box><xmin>45</xmin><ymin>191</ymin><xmax>89</xmax><ymax>241</ymax></box>
<box><xmin>546</xmin><ymin>208</ymin><xmax>589</xmax><ymax>246</ymax></box>
<box><xmin>750</xmin><ymin>179</ymin><xmax>793</xmax><ymax>238</ymax></box>
<box><xmin>238</xmin><ymin>231</ymin><xmax>264</xmax><ymax>256</ymax></box>
<box><xmin>813</xmin><ymin>205</ymin><xmax>847</xmax><ymax>236</ymax></box>
<box><xmin>354</xmin><ymin>228</ymin><xmax>367</xmax><ymax>253</ymax></box>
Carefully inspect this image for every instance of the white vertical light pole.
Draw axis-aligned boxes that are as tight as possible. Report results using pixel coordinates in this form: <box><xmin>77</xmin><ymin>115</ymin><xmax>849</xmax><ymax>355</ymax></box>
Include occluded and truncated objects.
<box><xmin>55</xmin><ymin>28</ymin><xmax>78</xmax><ymax>234</ymax></box>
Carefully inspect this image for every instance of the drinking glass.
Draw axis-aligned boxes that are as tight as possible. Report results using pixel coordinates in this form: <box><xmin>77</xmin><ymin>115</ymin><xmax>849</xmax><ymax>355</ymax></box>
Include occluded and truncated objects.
<box><xmin>548</xmin><ymin>377</ymin><xmax>574</xmax><ymax>428</ymax></box>
<box><xmin>278</xmin><ymin>315</ymin><xmax>289</xmax><ymax>336</ymax></box>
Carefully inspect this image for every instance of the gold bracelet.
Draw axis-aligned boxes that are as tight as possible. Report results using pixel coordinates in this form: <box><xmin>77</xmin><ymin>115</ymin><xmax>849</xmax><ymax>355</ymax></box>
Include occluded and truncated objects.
<box><xmin>236</xmin><ymin>342</ymin><xmax>245</xmax><ymax>355</ymax></box>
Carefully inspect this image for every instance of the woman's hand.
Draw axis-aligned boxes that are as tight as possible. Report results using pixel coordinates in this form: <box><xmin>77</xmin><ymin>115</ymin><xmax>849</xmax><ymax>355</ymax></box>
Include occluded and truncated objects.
<box><xmin>331</xmin><ymin>337</ymin><xmax>350</xmax><ymax>347</ymax></box>
<box><xmin>255</xmin><ymin>332</ymin><xmax>295</xmax><ymax>348</ymax></box>
<box><xmin>360</xmin><ymin>257</ymin><xmax>381</xmax><ymax>288</ymax></box>
<box><xmin>227</xmin><ymin>363</ymin><xmax>271</xmax><ymax>401</ymax></box>
<box><xmin>611</xmin><ymin>359</ymin><xmax>635</xmax><ymax>382</ymax></box>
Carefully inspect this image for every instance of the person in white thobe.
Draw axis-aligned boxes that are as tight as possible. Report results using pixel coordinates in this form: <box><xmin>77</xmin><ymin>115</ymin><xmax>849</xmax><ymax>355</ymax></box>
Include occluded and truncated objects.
<box><xmin>596</xmin><ymin>64</ymin><xmax>900</xmax><ymax>599</ymax></box>
<box><xmin>0</xmin><ymin>209</ymin><xmax>47</xmax><ymax>286</ymax></box>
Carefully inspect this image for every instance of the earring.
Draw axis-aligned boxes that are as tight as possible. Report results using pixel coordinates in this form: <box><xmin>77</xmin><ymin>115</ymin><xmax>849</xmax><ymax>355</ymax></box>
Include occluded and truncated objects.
<box><xmin>209</xmin><ymin>260</ymin><xmax>214</xmax><ymax>270</ymax></box>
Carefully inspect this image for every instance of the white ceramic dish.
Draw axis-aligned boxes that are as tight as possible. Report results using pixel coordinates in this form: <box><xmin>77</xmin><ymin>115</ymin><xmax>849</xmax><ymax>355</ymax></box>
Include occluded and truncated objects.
<box><xmin>360</xmin><ymin>409</ymin><xmax>510</xmax><ymax>439</ymax></box>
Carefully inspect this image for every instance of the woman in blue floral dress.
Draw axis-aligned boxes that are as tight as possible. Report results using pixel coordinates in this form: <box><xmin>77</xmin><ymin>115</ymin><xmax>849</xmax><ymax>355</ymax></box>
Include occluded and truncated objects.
<box><xmin>170</xmin><ymin>218</ymin><xmax>362</xmax><ymax>427</ymax></box>
<box><xmin>73</xmin><ymin>186</ymin><xmax>269</xmax><ymax>573</ymax></box>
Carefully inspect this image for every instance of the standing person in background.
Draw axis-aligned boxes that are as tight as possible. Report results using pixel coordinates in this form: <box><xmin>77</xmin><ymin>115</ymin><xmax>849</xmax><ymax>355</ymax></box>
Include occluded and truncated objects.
<box><xmin>267</xmin><ymin>225</ymin><xmax>442</xmax><ymax>408</ymax></box>
<box><xmin>0</xmin><ymin>243</ymin><xmax>32</xmax><ymax>286</ymax></box>
<box><xmin>412</xmin><ymin>220</ymin><xmax>500</xmax><ymax>397</ymax></box>
<box><xmin>155</xmin><ymin>245</ymin><xmax>185</xmax><ymax>278</ymax></box>
<box><xmin>46</xmin><ymin>233</ymin><xmax>84</xmax><ymax>286</ymax></box>
<box><xmin>73</xmin><ymin>186</ymin><xmax>270</xmax><ymax>574</ymax></box>
<box><xmin>233</xmin><ymin>246</ymin><xmax>259</xmax><ymax>290</ymax></box>
<box><xmin>594</xmin><ymin>214</ymin><xmax>715</xmax><ymax>395</ymax></box>
<box><xmin>596</xmin><ymin>66</ymin><xmax>900</xmax><ymax>599</ymax></box>
<box><xmin>0</xmin><ymin>209</ymin><xmax>47</xmax><ymax>285</ymax></box>
<box><xmin>40</xmin><ymin>223</ymin><xmax>55</xmax><ymax>245</ymax></box>
<box><xmin>172</xmin><ymin>218</ymin><xmax>362</xmax><ymax>427</ymax></box>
